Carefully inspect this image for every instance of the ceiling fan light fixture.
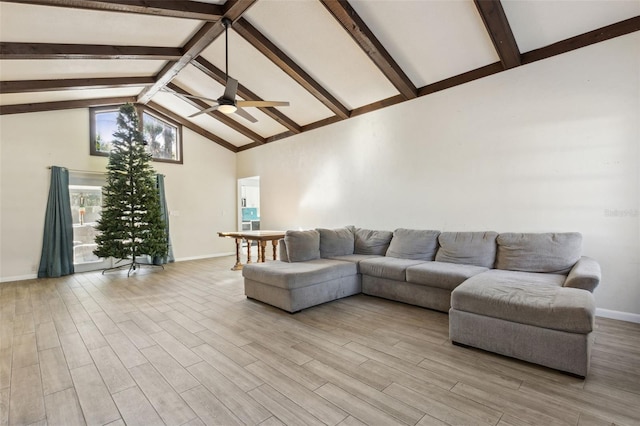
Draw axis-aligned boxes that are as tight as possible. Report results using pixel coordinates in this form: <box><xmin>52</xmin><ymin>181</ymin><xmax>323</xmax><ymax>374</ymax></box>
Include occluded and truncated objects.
<box><xmin>218</xmin><ymin>104</ymin><xmax>237</xmax><ymax>114</ymax></box>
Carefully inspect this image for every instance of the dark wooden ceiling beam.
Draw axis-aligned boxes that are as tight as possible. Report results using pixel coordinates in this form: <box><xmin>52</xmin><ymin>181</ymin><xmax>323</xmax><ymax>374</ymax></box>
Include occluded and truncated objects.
<box><xmin>137</xmin><ymin>0</ymin><xmax>258</xmax><ymax>104</ymax></box>
<box><xmin>0</xmin><ymin>96</ymin><xmax>137</xmax><ymax>115</ymax></box>
<box><xmin>147</xmin><ymin>101</ymin><xmax>238</xmax><ymax>153</ymax></box>
<box><xmin>0</xmin><ymin>95</ymin><xmax>238</xmax><ymax>152</ymax></box>
<box><xmin>474</xmin><ymin>0</ymin><xmax>521</xmax><ymax>69</ymax></box>
<box><xmin>418</xmin><ymin>62</ymin><xmax>504</xmax><ymax>97</ymax></box>
<box><xmin>319</xmin><ymin>0</ymin><xmax>417</xmax><ymax>99</ymax></box>
<box><xmin>233</xmin><ymin>17</ymin><xmax>350</xmax><ymax>120</ymax></box>
<box><xmin>0</xmin><ymin>42</ymin><xmax>181</xmax><ymax>60</ymax></box>
<box><xmin>522</xmin><ymin>16</ymin><xmax>640</xmax><ymax>65</ymax></box>
<box><xmin>166</xmin><ymin>82</ymin><xmax>266</xmax><ymax>145</ymax></box>
<box><xmin>350</xmin><ymin>94</ymin><xmax>406</xmax><ymax>119</ymax></box>
<box><xmin>1</xmin><ymin>77</ymin><xmax>154</xmax><ymax>93</ymax></box>
<box><xmin>1</xmin><ymin>0</ymin><xmax>224</xmax><ymax>21</ymax></box>
<box><xmin>245</xmin><ymin>115</ymin><xmax>345</xmax><ymax>150</ymax></box>
<box><xmin>191</xmin><ymin>57</ymin><xmax>301</xmax><ymax>134</ymax></box>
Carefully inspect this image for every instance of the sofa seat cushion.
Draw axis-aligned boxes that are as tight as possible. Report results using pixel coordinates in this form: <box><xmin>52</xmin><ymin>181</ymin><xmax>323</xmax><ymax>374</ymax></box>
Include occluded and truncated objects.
<box><xmin>406</xmin><ymin>261</ymin><xmax>488</xmax><ymax>291</ymax></box>
<box><xmin>242</xmin><ymin>259</ymin><xmax>357</xmax><ymax>290</ymax></box>
<box><xmin>359</xmin><ymin>257</ymin><xmax>427</xmax><ymax>281</ymax></box>
<box><xmin>327</xmin><ymin>254</ymin><xmax>383</xmax><ymax>272</ymax></box>
<box><xmin>451</xmin><ymin>270</ymin><xmax>595</xmax><ymax>334</ymax></box>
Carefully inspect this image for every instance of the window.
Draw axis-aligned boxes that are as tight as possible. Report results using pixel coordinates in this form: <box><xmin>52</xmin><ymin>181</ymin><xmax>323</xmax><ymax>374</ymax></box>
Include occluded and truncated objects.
<box><xmin>90</xmin><ymin>107</ymin><xmax>118</xmax><ymax>155</ymax></box>
<box><xmin>142</xmin><ymin>110</ymin><xmax>180</xmax><ymax>162</ymax></box>
<box><xmin>90</xmin><ymin>105</ymin><xmax>183</xmax><ymax>164</ymax></box>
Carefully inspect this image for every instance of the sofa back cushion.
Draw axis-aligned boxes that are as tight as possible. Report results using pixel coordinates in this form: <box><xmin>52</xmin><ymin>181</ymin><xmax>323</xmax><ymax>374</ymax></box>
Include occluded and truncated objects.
<box><xmin>354</xmin><ymin>228</ymin><xmax>393</xmax><ymax>255</ymax></box>
<box><xmin>386</xmin><ymin>229</ymin><xmax>440</xmax><ymax>260</ymax></box>
<box><xmin>435</xmin><ymin>231</ymin><xmax>498</xmax><ymax>268</ymax></box>
<box><xmin>496</xmin><ymin>232</ymin><xmax>582</xmax><ymax>274</ymax></box>
<box><xmin>284</xmin><ymin>230</ymin><xmax>321</xmax><ymax>262</ymax></box>
<box><xmin>317</xmin><ymin>226</ymin><xmax>355</xmax><ymax>258</ymax></box>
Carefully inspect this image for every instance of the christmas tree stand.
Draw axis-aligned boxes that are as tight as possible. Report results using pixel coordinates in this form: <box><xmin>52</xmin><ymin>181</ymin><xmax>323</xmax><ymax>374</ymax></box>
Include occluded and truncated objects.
<box><xmin>102</xmin><ymin>258</ymin><xmax>164</xmax><ymax>277</ymax></box>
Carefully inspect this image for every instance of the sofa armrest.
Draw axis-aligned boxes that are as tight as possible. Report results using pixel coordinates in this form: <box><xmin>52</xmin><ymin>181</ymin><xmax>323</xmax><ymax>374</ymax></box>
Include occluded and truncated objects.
<box><xmin>278</xmin><ymin>239</ymin><xmax>289</xmax><ymax>262</ymax></box>
<box><xmin>564</xmin><ymin>256</ymin><xmax>601</xmax><ymax>292</ymax></box>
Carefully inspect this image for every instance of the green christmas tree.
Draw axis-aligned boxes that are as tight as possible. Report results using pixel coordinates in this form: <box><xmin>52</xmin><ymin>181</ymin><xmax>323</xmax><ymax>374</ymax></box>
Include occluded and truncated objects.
<box><xmin>94</xmin><ymin>103</ymin><xmax>168</xmax><ymax>273</ymax></box>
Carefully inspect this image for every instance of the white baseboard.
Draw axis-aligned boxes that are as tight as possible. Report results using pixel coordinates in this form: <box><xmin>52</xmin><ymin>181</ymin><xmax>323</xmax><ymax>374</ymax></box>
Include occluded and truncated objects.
<box><xmin>1</xmin><ymin>273</ymin><xmax>38</xmax><ymax>283</ymax></box>
<box><xmin>596</xmin><ymin>308</ymin><xmax>640</xmax><ymax>324</ymax></box>
<box><xmin>174</xmin><ymin>252</ymin><xmax>234</xmax><ymax>262</ymax></box>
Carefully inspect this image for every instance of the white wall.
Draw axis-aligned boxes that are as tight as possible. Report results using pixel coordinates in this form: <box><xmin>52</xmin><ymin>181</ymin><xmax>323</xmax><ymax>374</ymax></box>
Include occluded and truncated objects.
<box><xmin>0</xmin><ymin>108</ymin><xmax>237</xmax><ymax>280</ymax></box>
<box><xmin>237</xmin><ymin>33</ymin><xmax>640</xmax><ymax>318</ymax></box>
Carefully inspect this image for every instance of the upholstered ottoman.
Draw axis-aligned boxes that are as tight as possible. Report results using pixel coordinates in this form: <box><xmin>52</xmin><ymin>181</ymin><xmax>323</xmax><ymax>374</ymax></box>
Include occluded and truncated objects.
<box><xmin>449</xmin><ymin>269</ymin><xmax>596</xmax><ymax>377</ymax></box>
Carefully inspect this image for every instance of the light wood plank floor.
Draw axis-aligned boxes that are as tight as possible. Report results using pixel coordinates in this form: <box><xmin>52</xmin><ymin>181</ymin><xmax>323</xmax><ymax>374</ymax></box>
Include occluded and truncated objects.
<box><xmin>1</xmin><ymin>257</ymin><xmax>639</xmax><ymax>426</ymax></box>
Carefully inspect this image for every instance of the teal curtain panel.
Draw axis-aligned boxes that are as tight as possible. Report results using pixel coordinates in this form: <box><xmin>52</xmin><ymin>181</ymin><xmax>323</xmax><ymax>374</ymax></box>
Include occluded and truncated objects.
<box><xmin>154</xmin><ymin>174</ymin><xmax>175</xmax><ymax>265</ymax></box>
<box><xmin>38</xmin><ymin>166</ymin><xmax>75</xmax><ymax>278</ymax></box>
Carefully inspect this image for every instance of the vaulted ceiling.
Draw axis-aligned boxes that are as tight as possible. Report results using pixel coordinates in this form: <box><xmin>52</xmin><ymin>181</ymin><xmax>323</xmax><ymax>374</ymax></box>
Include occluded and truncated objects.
<box><xmin>1</xmin><ymin>0</ymin><xmax>638</xmax><ymax>153</ymax></box>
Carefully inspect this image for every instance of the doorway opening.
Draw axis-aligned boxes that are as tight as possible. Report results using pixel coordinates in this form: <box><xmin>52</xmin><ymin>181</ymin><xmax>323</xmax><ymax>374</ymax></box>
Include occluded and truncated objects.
<box><xmin>238</xmin><ymin>176</ymin><xmax>260</xmax><ymax>232</ymax></box>
<box><xmin>69</xmin><ymin>171</ymin><xmax>113</xmax><ymax>272</ymax></box>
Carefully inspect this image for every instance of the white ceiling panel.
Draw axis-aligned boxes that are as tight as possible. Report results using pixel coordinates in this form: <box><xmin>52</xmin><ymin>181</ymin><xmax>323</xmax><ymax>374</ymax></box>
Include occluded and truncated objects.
<box><xmin>350</xmin><ymin>0</ymin><xmax>499</xmax><ymax>87</ymax></box>
<box><xmin>201</xmin><ymin>30</ymin><xmax>334</xmax><ymax>126</ymax></box>
<box><xmin>0</xmin><ymin>87</ymin><xmax>141</xmax><ymax>106</ymax></box>
<box><xmin>0</xmin><ymin>2</ymin><xmax>202</xmax><ymax>47</ymax></box>
<box><xmin>215</xmin><ymin>105</ymin><xmax>290</xmax><ymax>138</ymax></box>
<box><xmin>171</xmin><ymin>64</ymin><xmax>229</xmax><ymax>106</ymax></box>
<box><xmin>221</xmin><ymin>105</ymin><xmax>290</xmax><ymax>139</ymax></box>
<box><xmin>0</xmin><ymin>60</ymin><xmax>165</xmax><ymax>81</ymax></box>
<box><xmin>151</xmin><ymin>91</ymin><xmax>253</xmax><ymax>147</ymax></box>
<box><xmin>502</xmin><ymin>0</ymin><xmax>640</xmax><ymax>53</ymax></box>
<box><xmin>245</xmin><ymin>0</ymin><xmax>399</xmax><ymax>110</ymax></box>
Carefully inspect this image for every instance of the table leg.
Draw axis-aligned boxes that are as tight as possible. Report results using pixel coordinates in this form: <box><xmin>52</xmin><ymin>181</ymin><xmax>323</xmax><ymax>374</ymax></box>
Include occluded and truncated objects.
<box><xmin>260</xmin><ymin>241</ymin><xmax>267</xmax><ymax>262</ymax></box>
<box><xmin>246</xmin><ymin>238</ymin><xmax>252</xmax><ymax>264</ymax></box>
<box><xmin>272</xmin><ymin>240</ymin><xmax>278</xmax><ymax>260</ymax></box>
<box><xmin>231</xmin><ymin>238</ymin><xmax>243</xmax><ymax>271</ymax></box>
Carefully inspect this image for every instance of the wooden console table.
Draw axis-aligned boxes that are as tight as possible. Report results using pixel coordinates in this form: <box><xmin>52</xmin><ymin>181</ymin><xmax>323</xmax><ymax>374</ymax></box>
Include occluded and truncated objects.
<box><xmin>218</xmin><ymin>230</ymin><xmax>285</xmax><ymax>270</ymax></box>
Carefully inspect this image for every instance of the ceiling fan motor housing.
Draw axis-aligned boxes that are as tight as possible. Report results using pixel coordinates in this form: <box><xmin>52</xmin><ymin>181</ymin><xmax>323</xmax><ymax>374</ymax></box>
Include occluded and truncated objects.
<box><xmin>217</xmin><ymin>96</ymin><xmax>237</xmax><ymax>114</ymax></box>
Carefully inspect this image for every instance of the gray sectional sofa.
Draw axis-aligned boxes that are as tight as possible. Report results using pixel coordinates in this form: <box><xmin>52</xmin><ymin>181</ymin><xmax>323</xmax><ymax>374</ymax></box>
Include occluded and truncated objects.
<box><xmin>242</xmin><ymin>227</ymin><xmax>600</xmax><ymax>377</ymax></box>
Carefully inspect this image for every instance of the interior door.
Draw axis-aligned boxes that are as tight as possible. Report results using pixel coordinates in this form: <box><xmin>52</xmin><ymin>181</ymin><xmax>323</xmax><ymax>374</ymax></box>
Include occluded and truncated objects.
<box><xmin>69</xmin><ymin>172</ymin><xmax>113</xmax><ymax>272</ymax></box>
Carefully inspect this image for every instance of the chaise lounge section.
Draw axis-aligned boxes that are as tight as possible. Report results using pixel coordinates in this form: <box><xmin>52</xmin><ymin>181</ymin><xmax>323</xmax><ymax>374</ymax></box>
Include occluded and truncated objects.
<box><xmin>241</xmin><ymin>226</ymin><xmax>600</xmax><ymax>377</ymax></box>
<box><xmin>242</xmin><ymin>258</ymin><xmax>360</xmax><ymax>313</ymax></box>
<box><xmin>449</xmin><ymin>233</ymin><xmax>599</xmax><ymax>377</ymax></box>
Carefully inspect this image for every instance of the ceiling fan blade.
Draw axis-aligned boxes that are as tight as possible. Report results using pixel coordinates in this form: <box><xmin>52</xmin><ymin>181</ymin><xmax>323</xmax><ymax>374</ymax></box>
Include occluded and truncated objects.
<box><xmin>223</xmin><ymin>77</ymin><xmax>238</xmax><ymax>100</ymax></box>
<box><xmin>159</xmin><ymin>88</ymin><xmax>220</xmax><ymax>104</ymax></box>
<box><xmin>237</xmin><ymin>100</ymin><xmax>290</xmax><ymax>108</ymax></box>
<box><xmin>176</xmin><ymin>93</ymin><xmax>222</xmax><ymax>104</ymax></box>
<box><xmin>188</xmin><ymin>104</ymin><xmax>219</xmax><ymax>118</ymax></box>
<box><xmin>234</xmin><ymin>107</ymin><xmax>258</xmax><ymax>123</ymax></box>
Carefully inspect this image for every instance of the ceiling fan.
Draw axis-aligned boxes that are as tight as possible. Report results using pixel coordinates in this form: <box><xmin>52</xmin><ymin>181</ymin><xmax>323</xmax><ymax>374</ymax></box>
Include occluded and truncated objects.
<box><xmin>179</xmin><ymin>18</ymin><xmax>289</xmax><ymax>123</ymax></box>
